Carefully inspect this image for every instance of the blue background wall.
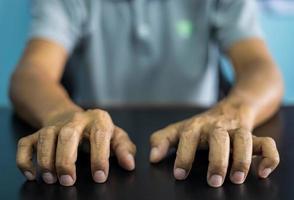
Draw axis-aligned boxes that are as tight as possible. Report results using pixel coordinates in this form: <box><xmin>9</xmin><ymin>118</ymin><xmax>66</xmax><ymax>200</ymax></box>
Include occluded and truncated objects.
<box><xmin>260</xmin><ymin>12</ymin><xmax>294</xmax><ymax>104</ymax></box>
<box><xmin>0</xmin><ymin>0</ymin><xmax>30</xmax><ymax>107</ymax></box>
<box><xmin>0</xmin><ymin>1</ymin><xmax>293</xmax><ymax>107</ymax></box>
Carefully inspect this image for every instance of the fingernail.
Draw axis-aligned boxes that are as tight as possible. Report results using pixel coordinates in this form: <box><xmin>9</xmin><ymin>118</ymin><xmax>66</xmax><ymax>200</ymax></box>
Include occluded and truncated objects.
<box><xmin>208</xmin><ymin>174</ymin><xmax>223</xmax><ymax>187</ymax></box>
<box><xmin>42</xmin><ymin>172</ymin><xmax>57</xmax><ymax>184</ymax></box>
<box><xmin>126</xmin><ymin>154</ymin><xmax>135</xmax><ymax>170</ymax></box>
<box><xmin>59</xmin><ymin>175</ymin><xmax>74</xmax><ymax>186</ymax></box>
<box><xmin>24</xmin><ymin>171</ymin><xmax>34</xmax><ymax>181</ymax></box>
<box><xmin>174</xmin><ymin>168</ymin><xmax>187</xmax><ymax>180</ymax></box>
<box><xmin>150</xmin><ymin>147</ymin><xmax>159</xmax><ymax>162</ymax></box>
<box><xmin>231</xmin><ymin>171</ymin><xmax>245</xmax><ymax>184</ymax></box>
<box><xmin>94</xmin><ymin>170</ymin><xmax>107</xmax><ymax>183</ymax></box>
<box><xmin>260</xmin><ymin>168</ymin><xmax>272</xmax><ymax>178</ymax></box>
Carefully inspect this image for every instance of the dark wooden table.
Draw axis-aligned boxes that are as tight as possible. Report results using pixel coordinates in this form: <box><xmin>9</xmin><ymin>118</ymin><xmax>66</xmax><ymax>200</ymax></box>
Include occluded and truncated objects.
<box><xmin>0</xmin><ymin>106</ymin><xmax>293</xmax><ymax>200</ymax></box>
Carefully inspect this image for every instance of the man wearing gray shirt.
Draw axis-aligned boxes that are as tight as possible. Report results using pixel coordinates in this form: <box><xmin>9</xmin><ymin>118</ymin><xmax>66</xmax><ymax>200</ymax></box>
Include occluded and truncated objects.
<box><xmin>11</xmin><ymin>0</ymin><xmax>283</xmax><ymax>188</ymax></box>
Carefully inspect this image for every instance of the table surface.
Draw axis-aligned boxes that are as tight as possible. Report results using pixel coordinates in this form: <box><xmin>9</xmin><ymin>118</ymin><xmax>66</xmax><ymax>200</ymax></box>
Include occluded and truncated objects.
<box><xmin>0</xmin><ymin>106</ymin><xmax>294</xmax><ymax>200</ymax></box>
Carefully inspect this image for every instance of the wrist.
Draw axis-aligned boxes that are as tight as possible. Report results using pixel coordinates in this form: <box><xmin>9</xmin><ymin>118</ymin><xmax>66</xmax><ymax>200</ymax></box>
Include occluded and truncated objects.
<box><xmin>42</xmin><ymin>104</ymin><xmax>83</xmax><ymax>127</ymax></box>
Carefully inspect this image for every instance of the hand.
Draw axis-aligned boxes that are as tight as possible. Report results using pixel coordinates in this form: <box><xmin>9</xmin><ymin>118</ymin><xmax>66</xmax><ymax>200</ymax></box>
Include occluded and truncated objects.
<box><xmin>149</xmin><ymin>101</ymin><xmax>279</xmax><ymax>187</ymax></box>
<box><xmin>16</xmin><ymin>109</ymin><xmax>136</xmax><ymax>186</ymax></box>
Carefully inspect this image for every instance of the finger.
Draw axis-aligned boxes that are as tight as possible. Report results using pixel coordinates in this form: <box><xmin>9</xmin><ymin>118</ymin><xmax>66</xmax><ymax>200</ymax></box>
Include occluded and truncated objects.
<box><xmin>16</xmin><ymin>133</ymin><xmax>38</xmax><ymax>181</ymax></box>
<box><xmin>207</xmin><ymin>127</ymin><xmax>230</xmax><ymax>188</ymax></box>
<box><xmin>253</xmin><ymin>137</ymin><xmax>280</xmax><ymax>178</ymax></box>
<box><xmin>89</xmin><ymin>119</ymin><xmax>114</xmax><ymax>183</ymax></box>
<box><xmin>174</xmin><ymin>127</ymin><xmax>200</xmax><ymax>180</ymax></box>
<box><xmin>37</xmin><ymin>126</ymin><xmax>59</xmax><ymax>184</ymax></box>
<box><xmin>149</xmin><ymin>124</ymin><xmax>179</xmax><ymax>163</ymax></box>
<box><xmin>112</xmin><ymin>127</ymin><xmax>136</xmax><ymax>171</ymax></box>
<box><xmin>56</xmin><ymin>122</ymin><xmax>86</xmax><ymax>186</ymax></box>
<box><xmin>230</xmin><ymin>128</ymin><xmax>252</xmax><ymax>184</ymax></box>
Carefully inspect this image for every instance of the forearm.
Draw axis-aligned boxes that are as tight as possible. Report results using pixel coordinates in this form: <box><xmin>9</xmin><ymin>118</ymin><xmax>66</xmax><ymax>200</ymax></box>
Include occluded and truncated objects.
<box><xmin>222</xmin><ymin>60</ymin><xmax>283</xmax><ymax>128</ymax></box>
<box><xmin>10</xmin><ymin>67</ymin><xmax>82</xmax><ymax>128</ymax></box>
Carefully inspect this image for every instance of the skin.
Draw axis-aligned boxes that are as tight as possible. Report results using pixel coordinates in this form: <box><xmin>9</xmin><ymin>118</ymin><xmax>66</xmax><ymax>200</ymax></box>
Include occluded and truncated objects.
<box><xmin>10</xmin><ymin>37</ymin><xmax>283</xmax><ymax>187</ymax></box>
<box><xmin>149</xmin><ymin>38</ymin><xmax>283</xmax><ymax>187</ymax></box>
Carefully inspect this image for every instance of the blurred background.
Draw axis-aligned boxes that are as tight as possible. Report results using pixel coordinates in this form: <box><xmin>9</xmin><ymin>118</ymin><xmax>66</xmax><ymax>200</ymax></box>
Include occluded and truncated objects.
<box><xmin>0</xmin><ymin>0</ymin><xmax>294</xmax><ymax>107</ymax></box>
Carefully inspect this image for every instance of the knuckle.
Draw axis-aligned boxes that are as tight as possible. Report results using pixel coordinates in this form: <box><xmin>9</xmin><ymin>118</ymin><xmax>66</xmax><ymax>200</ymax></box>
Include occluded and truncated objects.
<box><xmin>38</xmin><ymin>131</ymin><xmax>49</xmax><ymax>146</ymax></box>
<box><xmin>151</xmin><ymin>131</ymin><xmax>161</xmax><ymax>138</ymax></box>
<box><xmin>176</xmin><ymin>156</ymin><xmax>193</xmax><ymax>169</ymax></box>
<box><xmin>60</xmin><ymin>125</ymin><xmax>76</xmax><ymax>135</ymax></box>
<box><xmin>92</xmin><ymin>131</ymin><xmax>109</xmax><ymax>142</ymax></box>
<box><xmin>213</xmin><ymin>127</ymin><xmax>227</xmax><ymax>134</ymax></box>
<box><xmin>92</xmin><ymin>159</ymin><xmax>108</xmax><ymax>169</ymax></box>
<box><xmin>150</xmin><ymin>132</ymin><xmax>161</xmax><ymax>143</ymax></box>
<box><xmin>99</xmin><ymin>109</ymin><xmax>111</xmax><ymax>118</ymax></box>
<box><xmin>59</xmin><ymin>126</ymin><xmax>79</xmax><ymax>143</ymax></box>
<box><xmin>236</xmin><ymin>127</ymin><xmax>251</xmax><ymax>133</ymax></box>
<box><xmin>16</xmin><ymin>160</ymin><xmax>27</xmax><ymax>170</ymax></box>
<box><xmin>270</xmin><ymin>156</ymin><xmax>280</xmax><ymax>165</ymax></box>
<box><xmin>210</xmin><ymin>130</ymin><xmax>229</xmax><ymax>143</ymax></box>
<box><xmin>56</xmin><ymin>160</ymin><xmax>73</xmax><ymax>172</ymax></box>
<box><xmin>72</xmin><ymin>112</ymin><xmax>85</xmax><ymax>121</ymax></box>
<box><xmin>44</xmin><ymin>126</ymin><xmax>58</xmax><ymax>134</ymax></box>
<box><xmin>233</xmin><ymin>160</ymin><xmax>251</xmax><ymax>171</ymax></box>
<box><xmin>166</xmin><ymin>124</ymin><xmax>178</xmax><ymax>131</ymax></box>
<box><xmin>235</xmin><ymin>129</ymin><xmax>251</xmax><ymax>140</ymax></box>
<box><xmin>218</xmin><ymin>131</ymin><xmax>229</xmax><ymax>141</ymax></box>
<box><xmin>214</xmin><ymin>120</ymin><xmax>227</xmax><ymax>129</ymax></box>
<box><xmin>18</xmin><ymin>137</ymin><xmax>30</xmax><ymax>147</ymax></box>
<box><xmin>16</xmin><ymin>157</ymin><xmax>27</xmax><ymax>168</ymax></box>
<box><xmin>236</xmin><ymin>133</ymin><xmax>250</xmax><ymax>142</ymax></box>
<box><xmin>210</xmin><ymin>162</ymin><xmax>227</xmax><ymax>172</ymax></box>
<box><xmin>56</xmin><ymin>158</ymin><xmax>70</xmax><ymax>167</ymax></box>
<box><xmin>263</xmin><ymin>137</ymin><xmax>276</xmax><ymax>146</ymax></box>
<box><xmin>92</xmin><ymin>109</ymin><xmax>111</xmax><ymax>120</ymax></box>
<box><xmin>184</xmin><ymin>118</ymin><xmax>199</xmax><ymax>127</ymax></box>
<box><xmin>114</xmin><ymin>127</ymin><xmax>124</xmax><ymax>135</ymax></box>
<box><xmin>125</xmin><ymin>139</ymin><xmax>136</xmax><ymax>152</ymax></box>
<box><xmin>38</xmin><ymin>157</ymin><xmax>52</xmax><ymax>170</ymax></box>
<box><xmin>117</xmin><ymin>140</ymin><xmax>136</xmax><ymax>154</ymax></box>
<box><xmin>91</xmin><ymin>123</ymin><xmax>111</xmax><ymax>135</ymax></box>
<box><xmin>181</xmin><ymin>128</ymin><xmax>195</xmax><ymax>139</ymax></box>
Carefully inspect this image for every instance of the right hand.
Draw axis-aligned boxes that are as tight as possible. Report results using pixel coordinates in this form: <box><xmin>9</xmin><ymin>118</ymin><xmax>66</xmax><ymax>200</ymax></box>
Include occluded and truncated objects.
<box><xmin>16</xmin><ymin>109</ymin><xmax>136</xmax><ymax>186</ymax></box>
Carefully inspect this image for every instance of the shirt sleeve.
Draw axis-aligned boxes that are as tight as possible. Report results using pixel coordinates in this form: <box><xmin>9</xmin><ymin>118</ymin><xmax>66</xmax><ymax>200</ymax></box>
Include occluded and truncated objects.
<box><xmin>28</xmin><ymin>0</ymin><xmax>87</xmax><ymax>53</ymax></box>
<box><xmin>212</xmin><ymin>0</ymin><xmax>264</xmax><ymax>51</ymax></box>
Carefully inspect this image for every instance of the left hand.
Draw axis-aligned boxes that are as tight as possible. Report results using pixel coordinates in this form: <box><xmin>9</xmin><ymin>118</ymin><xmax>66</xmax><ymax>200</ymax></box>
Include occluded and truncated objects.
<box><xmin>149</xmin><ymin>101</ymin><xmax>280</xmax><ymax>187</ymax></box>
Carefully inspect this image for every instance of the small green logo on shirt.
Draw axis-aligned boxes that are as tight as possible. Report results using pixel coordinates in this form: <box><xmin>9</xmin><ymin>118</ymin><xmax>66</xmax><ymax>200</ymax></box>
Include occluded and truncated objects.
<box><xmin>176</xmin><ymin>20</ymin><xmax>193</xmax><ymax>39</ymax></box>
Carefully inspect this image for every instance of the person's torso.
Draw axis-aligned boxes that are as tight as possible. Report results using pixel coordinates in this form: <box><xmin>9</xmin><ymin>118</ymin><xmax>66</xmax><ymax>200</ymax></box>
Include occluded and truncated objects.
<box><xmin>66</xmin><ymin>0</ymin><xmax>220</xmax><ymax>106</ymax></box>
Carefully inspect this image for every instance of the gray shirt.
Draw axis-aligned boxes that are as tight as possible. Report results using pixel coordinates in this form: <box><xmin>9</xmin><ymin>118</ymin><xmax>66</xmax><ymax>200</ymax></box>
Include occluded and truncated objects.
<box><xmin>29</xmin><ymin>0</ymin><xmax>263</xmax><ymax>106</ymax></box>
